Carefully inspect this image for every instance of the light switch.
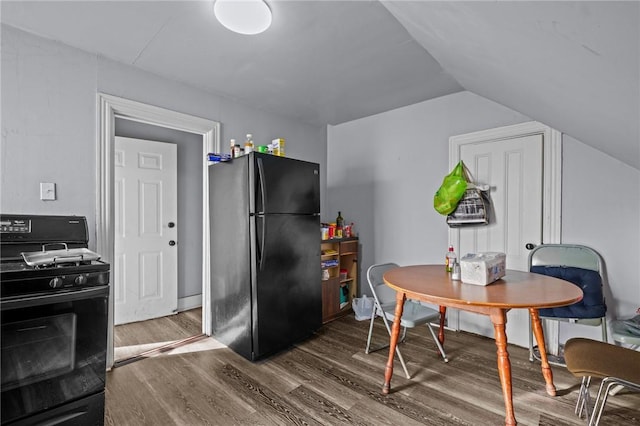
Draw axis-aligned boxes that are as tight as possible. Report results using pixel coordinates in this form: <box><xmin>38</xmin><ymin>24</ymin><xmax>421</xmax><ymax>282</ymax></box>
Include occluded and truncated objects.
<box><xmin>40</xmin><ymin>182</ymin><xmax>56</xmax><ymax>200</ymax></box>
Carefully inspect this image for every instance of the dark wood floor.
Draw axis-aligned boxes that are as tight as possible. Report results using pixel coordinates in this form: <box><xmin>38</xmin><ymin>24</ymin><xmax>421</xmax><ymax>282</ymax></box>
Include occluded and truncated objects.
<box><xmin>106</xmin><ymin>312</ymin><xmax>640</xmax><ymax>425</ymax></box>
<box><xmin>113</xmin><ymin>308</ymin><xmax>202</xmax><ymax>362</ymax></box>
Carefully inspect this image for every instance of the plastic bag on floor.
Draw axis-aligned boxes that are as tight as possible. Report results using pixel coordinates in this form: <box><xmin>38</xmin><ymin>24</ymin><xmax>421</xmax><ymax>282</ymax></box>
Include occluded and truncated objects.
<box><xmin>353</xmin><ymin>295</ymin><xmax>374</xmax><ymax>321</ymax></box>
<box><xmin>621</xmin><ymin>315</ymin><xmax>640</xmax><ymax>336</ymax></box>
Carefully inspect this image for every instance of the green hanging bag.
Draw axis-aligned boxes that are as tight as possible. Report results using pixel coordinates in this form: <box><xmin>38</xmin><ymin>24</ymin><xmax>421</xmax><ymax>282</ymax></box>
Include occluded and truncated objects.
<box><xmin>433</xmin><ymin>161</ymin><xmax>468</xmax><ymax>215</ymax></box>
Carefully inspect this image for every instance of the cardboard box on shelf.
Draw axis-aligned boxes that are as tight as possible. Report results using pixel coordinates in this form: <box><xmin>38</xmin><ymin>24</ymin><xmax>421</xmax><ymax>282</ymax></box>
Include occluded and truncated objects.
<box><xmin>271</xmin><ymin>138</ymin><xmax>285</xmax><ymax>156</ymax></box>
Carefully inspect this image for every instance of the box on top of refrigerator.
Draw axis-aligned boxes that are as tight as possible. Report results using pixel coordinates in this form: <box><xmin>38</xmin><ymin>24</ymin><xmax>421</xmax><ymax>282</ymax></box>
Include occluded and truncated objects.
<box><xmin>460</xmin><ymin>252</ymin><xmax>506</xmax><ymax>286</ymax></box>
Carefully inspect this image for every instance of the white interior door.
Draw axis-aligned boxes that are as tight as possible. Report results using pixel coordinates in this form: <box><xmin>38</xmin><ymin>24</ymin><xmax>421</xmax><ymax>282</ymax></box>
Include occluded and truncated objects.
<box><xmin>453</xmin><ymin>133</ymin><xmax>544</xmax><ymax>347</ymax></box>
<box><xmin>114</xmin><ymin>136</ymin><xmax>178</xmax><ymax>325</ymax></box>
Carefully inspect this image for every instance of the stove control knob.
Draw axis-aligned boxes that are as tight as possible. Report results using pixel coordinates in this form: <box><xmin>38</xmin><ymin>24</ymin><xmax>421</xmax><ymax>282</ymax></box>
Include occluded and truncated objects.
<box><xmin>49</xmin><ymin>277</ymin><xmax>64</xmax><ymax>288</ymax></box>
<box><xmin>75</xmin><ymin>275</ymin><xmax>88</xmax><ymax>285</ymax></box>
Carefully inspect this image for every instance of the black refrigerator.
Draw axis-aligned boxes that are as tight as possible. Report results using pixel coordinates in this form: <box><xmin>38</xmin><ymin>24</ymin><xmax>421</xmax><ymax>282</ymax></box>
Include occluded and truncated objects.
<box><xmin>208</xmin><ymin>152</ymin><xmax>321</xmax><ymax>361</ymax></box>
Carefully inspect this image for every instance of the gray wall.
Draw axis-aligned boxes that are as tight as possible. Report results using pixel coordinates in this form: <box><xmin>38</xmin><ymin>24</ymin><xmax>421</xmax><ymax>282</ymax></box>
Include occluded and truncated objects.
<box><xmin>114</xmin><ymin>119</ymin><xmax>203</xmax><ymax>299</ymax></box>
<box><xmin>328</xmin><ymin>90</ymin><xmax>640</xmax><ymax>333</ymax></box>
<box><xmin>561</xmin><ymin>136</ymin><xmax>640</xmax><ymax>321</ymax></box>
<box><xmin>1</xmin><ymin>24</ymin><xmax>327</xmax><ymax>256</ymax></box>
<box><xmin>4</xmin><ymin>22</ymin><xmax>638</xmax><ymax>334</ymax></box>
<box><xmin>326</xmin><ymin>91</ymin><xmax>530</xmax><ymax>276</ymax></box>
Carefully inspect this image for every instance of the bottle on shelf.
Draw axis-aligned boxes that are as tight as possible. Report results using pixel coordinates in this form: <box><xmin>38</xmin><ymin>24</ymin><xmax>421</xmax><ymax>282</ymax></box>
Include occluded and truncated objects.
<box><xmin>244</xmin><ymin>134</ymin><xmax>254</xmax><ymax>154</ymax></box>
<box><xmin>445</xmin><ymin>245</ymin><xmax>457</xmax><ymax>273</ymax></box>
<box><xmin>229</xmin><ymin>139</ymin><xmax>236</xmax><ymax>158</ymax></box>
<box><xmin>336</xmin><ymin>211</ymin><xmax>344</xmax><ymax>238</ymax></box>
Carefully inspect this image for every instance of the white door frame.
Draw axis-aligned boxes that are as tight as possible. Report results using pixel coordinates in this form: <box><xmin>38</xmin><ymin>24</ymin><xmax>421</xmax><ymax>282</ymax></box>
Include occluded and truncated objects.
<box><xmin>97</xmin><ymin>93</ymin><xmax>220</xmax><ymax>369</ymax></box>
<box><xmin>448</xmin><ymin>121</ymin><xmax>563</xmax><ymax>348</ymax></box>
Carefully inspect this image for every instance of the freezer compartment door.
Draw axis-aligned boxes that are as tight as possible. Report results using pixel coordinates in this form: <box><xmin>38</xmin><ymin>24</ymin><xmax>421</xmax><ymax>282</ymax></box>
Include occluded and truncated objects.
<box><xmin>251</xmin><ymin>214</ymin><xmax>321</xmax><ymax>359</ymax></box>
<box><xmin>253</xmin><ymin>153</ymin><xmax>320</xmax><ymax>215</ymax></box>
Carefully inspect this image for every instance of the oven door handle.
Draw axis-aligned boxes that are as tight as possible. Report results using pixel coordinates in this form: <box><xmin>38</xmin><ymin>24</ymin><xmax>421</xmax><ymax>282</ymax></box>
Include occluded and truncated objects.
<box><xmin>36</xmin><ymin>410</ymin><xmax>89</xmax><ymax>426</ymax></box>
<box><xmin>1</xmin><ymin>286</ymin><xmax>109</xmax><ymax>311</ymax></box>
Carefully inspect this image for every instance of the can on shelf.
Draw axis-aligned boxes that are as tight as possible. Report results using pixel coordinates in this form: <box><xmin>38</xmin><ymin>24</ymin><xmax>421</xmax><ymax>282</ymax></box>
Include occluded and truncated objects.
<box><xmin>328</xmin><ymin>223</ymin><xmax>336</xmax><ymax>239</ymax></box>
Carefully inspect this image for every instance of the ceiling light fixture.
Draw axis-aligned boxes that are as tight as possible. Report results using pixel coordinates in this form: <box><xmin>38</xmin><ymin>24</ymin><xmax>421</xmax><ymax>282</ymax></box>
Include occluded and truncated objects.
<box><xmin>214</xmin><ymin>0</ymin><xmax>272</xmax><ymax>35</ymax></box>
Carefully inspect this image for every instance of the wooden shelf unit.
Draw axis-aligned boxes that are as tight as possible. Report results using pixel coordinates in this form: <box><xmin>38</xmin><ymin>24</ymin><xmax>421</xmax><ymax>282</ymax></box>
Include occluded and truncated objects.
<box><xmin>321</xmin><ymin>237</ymin><xmax>359</xmax><ymax>323</ymax></box>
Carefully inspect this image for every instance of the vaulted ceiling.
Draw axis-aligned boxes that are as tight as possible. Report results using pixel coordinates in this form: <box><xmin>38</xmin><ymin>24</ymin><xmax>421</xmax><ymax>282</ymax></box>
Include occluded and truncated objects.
<box><xmin>2</xmin><ymin>1</ymin><xmax>638</xmax><ymax>168</ymax></box>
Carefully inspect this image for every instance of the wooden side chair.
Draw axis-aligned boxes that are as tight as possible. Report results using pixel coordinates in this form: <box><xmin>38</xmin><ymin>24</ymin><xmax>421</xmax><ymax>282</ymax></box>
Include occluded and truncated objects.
<box><xmin>564</xmin><ymin>337</ymin><xmax>640</xmax><ymax>425</ymax></box>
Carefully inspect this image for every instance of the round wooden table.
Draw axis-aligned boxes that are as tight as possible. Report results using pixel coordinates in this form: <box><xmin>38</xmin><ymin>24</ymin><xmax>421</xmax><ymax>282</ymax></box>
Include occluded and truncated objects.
<box><xmin>382</xmin><ymin>265</ymin><xmax>583</xmax><ymax>426</ymax></box>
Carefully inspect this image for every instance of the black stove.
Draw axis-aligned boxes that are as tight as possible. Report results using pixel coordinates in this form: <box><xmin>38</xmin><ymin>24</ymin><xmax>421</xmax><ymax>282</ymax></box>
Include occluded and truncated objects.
<box><xmin>0</xmin><ymin>215</ymin><xmax>110</xmax><ymax>299</ymax></box>
<box><xmin>1</xmin><ymin>214</ymin><xmax>109</xmax><ymax>426</ymax></box>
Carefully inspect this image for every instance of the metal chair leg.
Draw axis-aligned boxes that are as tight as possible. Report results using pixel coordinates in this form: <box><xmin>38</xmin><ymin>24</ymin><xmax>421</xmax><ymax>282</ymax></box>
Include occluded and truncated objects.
<box><xmin>400</xmin><ymin>326</ymin><xmax>408</xmax><ymax>343</ymax></box>
<box><xmin>589</xmin><ymin>377</ymin><xmax>640</xmax><ymax>426</ymax></box>
<box><xmin>575</xmin><ymin>376</ymin><xmax>592</xmax><ymax>422</ymax></box>
<box><xmin>379</xmin><ymin>315</ymin><xmax>410</xmax><ymax>379</ymax></box>
<box><xmin>528</xmin><ymin>315</ymin><xmax>536</xmax><ymax>362</ymax></box>
<box><xmin>427</xmin><ymin>323</ymin><xmax>448</xmax><ymax>362</ymax></box>
<box><xmin>589</xmin><ymin>378</ymin><xmax>614</xmax><ymax>426</ymax></box>
<box><xmin>393</xmin><ymin>345</ymin><xmax>411</xmax><ymax>379</ymax></box>
<box><xmin>365</xmin><ymin>308</ymin><xmax>377</xmax><ymax>354</ymax></box>
<box><xmin>365</xmin><ymin>310</ymin><xmax>411</xmax><ymax>378</ymax></box>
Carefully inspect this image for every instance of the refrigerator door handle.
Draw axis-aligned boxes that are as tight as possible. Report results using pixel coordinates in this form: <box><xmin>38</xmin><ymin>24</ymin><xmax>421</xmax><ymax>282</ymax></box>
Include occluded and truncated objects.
<box><xmin>256</xmin><ymin>157</ymin><xmax>267</xmax><ymax>214</ymax></box>
<box><xmin>257</xmin><ymin>215</ymin><xmax>266</xmax><ymax>271</ymax></box>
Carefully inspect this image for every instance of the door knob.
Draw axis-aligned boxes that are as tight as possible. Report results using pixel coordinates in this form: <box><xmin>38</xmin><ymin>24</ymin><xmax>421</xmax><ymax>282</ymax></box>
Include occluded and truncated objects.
<box><xmin>168</xmin><ymin>222</ymin><xmax>175</xmax><ymax>228</ymax></box>
<box><xmin>525</xmin><ymin>243</ymin><xmax>536</xmax><ymax>250</ymax></box>
<box><xmin>169</xmin><ymin>240</ymin><xmax>176</xmax><ymax>246</ymax></box>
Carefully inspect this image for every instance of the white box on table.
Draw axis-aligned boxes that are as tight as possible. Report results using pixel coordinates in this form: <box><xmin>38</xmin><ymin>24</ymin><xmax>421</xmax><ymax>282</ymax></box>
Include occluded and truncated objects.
<box><xmin>460</xmin><ymin>252</ymin><xmax>506</xmax><ymax>286</ymax></box>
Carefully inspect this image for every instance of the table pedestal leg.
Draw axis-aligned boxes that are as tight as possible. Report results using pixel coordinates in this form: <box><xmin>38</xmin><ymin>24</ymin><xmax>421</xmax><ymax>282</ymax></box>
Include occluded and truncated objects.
<box><xmin>491</xmin><ymin>310</ymin><xmax>516</xmax><ymax>426</ymax></box>
<box><xmin>529</xmin><ymin>308</ymin><xmax>557</xmax><ymax>396</ymax></box>
<box><xmin>438</xmin><ymin>305</ymin><xmax>447</xmax><ymax>345</ymax></box>
<box><xmin>382</xmin><ymin>291</ymin><xmax>406</xmax><ymax>395</ymax></box>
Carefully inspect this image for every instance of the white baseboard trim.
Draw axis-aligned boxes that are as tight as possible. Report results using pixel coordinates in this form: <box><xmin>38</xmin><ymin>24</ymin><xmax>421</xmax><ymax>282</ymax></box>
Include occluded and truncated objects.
<box><xmin>178</xmin><ymin>294</ymin><xmax>202</xmax><ymax>312</ymax></box>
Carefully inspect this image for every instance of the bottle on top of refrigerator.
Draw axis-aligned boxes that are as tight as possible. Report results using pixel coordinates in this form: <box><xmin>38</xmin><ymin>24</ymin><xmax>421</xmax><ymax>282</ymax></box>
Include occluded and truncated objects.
<box><xmin>445</xmin><ymin>245</ymin><xmax>457</xmax><ymax>273</ymax></box>
<box><xmin>244</xmin><ymin>134</ymin><xmax>254</xmax><ymax>154</ymax></box>
<box><xmin>230</xmin><ymin>139</ymin><xmax>236</xmax><ymax>157</ymax></box>
<box><xmin>233</xmin><ymin>143</ymin><xmax>241</xmax><ymax>158</ymax></box>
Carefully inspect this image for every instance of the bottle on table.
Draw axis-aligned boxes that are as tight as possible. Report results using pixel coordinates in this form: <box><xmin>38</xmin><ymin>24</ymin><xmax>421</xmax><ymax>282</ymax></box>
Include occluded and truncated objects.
<box><xmin>451</xmin><ymin>260</ymin><xmax>461</xmax><ymax>280</ymax></box>
<box><xmin>446</xmin><ymin>245</ymin><xmax>457</xmax><ymax>273</ymax></box>
<box><xmin>336</xmin><ymin>211</ymin><xmax>344</xmax><ymax>238</ymax></box>
<box><xmin>229</xmin><ymin>139</ymin><xmax>236</xmax><ymax>157</ymax></box>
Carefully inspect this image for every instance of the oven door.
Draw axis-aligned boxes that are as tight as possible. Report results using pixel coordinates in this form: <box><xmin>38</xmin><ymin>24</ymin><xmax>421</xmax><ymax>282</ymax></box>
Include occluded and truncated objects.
<box><xmin>1</xmin><ymin>286</ymin><xmax>109</xmax><ymax>425</ymax></box>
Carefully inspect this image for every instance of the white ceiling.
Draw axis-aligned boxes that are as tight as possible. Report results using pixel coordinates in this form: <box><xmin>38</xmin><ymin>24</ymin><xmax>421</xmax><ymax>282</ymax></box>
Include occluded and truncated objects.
<box><xmin>2</xmin><ymin>1</ymin><xmax>638</xmax><ymax>169</ymax></box>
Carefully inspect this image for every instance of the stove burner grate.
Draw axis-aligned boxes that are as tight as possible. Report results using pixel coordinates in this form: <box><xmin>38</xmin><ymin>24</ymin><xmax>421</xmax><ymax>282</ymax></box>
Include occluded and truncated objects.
<box><xmin>35</xmin><ymin>260</ymin><xmax>95</xmax><ymax>269</ymax></box>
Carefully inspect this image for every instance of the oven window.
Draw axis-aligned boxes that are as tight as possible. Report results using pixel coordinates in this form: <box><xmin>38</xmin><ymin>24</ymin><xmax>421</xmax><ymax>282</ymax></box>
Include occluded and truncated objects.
<box><xmin>1</xmin><ymin>313</ymin><xmax>77</xmax><ymax>389</ymax></box>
